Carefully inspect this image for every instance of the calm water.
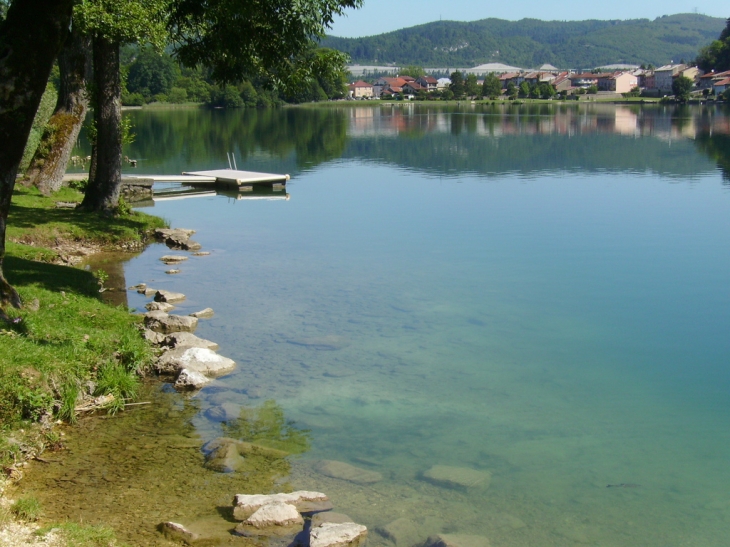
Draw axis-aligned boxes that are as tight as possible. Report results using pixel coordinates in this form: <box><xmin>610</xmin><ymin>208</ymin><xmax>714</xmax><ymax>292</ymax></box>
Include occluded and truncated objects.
<box><xmin>61</xmin><ymin>104</ymin><xmax>730</xmax><ymax>545</ymax></box>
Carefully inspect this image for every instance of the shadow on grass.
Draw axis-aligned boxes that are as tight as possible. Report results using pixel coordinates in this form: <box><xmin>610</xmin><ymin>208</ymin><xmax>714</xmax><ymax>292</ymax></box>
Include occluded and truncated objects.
<box><xmin>8</xmin><ymin>203</ymin><xmax>152</xmax><ymax>242</ymax></box>
<box><xmin>5</xmin><ymin>256</ymin><xmax>99</xmax><ymax>298</ymax></box>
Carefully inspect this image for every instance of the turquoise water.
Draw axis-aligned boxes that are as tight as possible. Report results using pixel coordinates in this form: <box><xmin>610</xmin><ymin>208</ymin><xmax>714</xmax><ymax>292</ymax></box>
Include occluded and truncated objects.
<box><xmin>116</xmin><ymin>104</ymin><xmax>729</xmax><ymax>546</ymax></box>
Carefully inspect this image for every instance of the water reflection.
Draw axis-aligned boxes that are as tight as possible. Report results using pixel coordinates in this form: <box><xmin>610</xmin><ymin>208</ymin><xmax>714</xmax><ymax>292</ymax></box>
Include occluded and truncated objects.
<box><xmin>66</xmin><ymin>104</ymin><xmax>730</xmax><ymax>182</ymax></box>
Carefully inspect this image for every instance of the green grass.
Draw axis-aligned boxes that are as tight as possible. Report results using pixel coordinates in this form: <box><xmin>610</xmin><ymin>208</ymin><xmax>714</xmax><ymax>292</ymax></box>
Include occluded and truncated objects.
<box><xmin>11</xmin><ymin>496</ymin><xmax>42</xmax><ymax>522</ymax></box>
<box><xmin>0</xmin><ymin>186</ymin><xmax>166</xmax><ymax>463</ymax></box>
<box><xmin>37</xmin><ymin>522</ymin><xmax>127</xmax><ymax>547</ymax></box>
<box><xmin>8</xmin><ymin>186</ymin><xmax>166</xmax><ymax>252</ymax></box>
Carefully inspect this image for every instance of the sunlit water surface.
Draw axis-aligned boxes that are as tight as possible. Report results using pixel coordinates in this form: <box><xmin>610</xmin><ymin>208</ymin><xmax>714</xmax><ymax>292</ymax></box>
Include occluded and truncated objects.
<box><xmin>35</xmin><ymin>105</ymin><xmax>730</xmax><ymax>546</ymax></box>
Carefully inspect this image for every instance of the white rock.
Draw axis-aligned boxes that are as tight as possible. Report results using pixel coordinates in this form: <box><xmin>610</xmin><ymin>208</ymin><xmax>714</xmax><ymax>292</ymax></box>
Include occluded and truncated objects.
<box><xmin>144</xmin><ymin>311</ymin><xmax>198</xmax><ymax>334</ymax></box>
<box><xmin>174</xmin><ymin>369</ymin><xmax>211</xmax><ymax>390</ymax></box>
<box><xmin>245</xmin><ymin>502</ymin><xmax>303</xmax><ymax>529</ymax></box>
<box><xmin>154</xmin><ymin>289</ymin><xmax>186</xmax><ymax>303</ymax></box>
<box><xmin>310</xmin><ymin>522</ymin><xmax>368</xmax><ymax>547</ymax></box>
<box><xmin>164</xmin><ymin>331</ymin><xmax>219</xmax><ymax>351</ymax></box>
<box><xmin>157</xmin><ymin>347</ymin><xmax>235</xmax><ymax>377</ymax></box>
<box><xmin>233</xmin><ymin>491</ymin><xmax>330</xmax><ymax>520</ymax></box>
<box><xmin>145</xmin><ymin>301</ymin><xmax>175</xmax><ymax>312</ymax></box>
<box><xmin>190</xmin><ymin>308</ymin><xmax>215</xmax><ymax>319</ymax></box>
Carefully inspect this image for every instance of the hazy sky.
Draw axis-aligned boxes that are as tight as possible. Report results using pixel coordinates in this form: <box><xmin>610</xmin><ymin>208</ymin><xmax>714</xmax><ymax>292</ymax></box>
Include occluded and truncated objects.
<box><xmin>330</xmin><ymin>0</ymin><xmax>728</xmax><ymax>38</ymax></box>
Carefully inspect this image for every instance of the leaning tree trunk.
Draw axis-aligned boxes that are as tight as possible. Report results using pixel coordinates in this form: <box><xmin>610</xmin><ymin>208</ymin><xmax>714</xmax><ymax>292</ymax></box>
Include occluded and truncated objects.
<box><xmin>0</xmin><ymin>0</ymin><xmax>74</xmax><ymax>313</ymax></box>
<box><xmin>24</xmin><ymin>25</ymin><xmax>92</xmax><ymax>195</ymax></box>
<box><xmin>80</xmin><ymin>35</ymin><xmax>122</xmax><ymax>213</ymax></box>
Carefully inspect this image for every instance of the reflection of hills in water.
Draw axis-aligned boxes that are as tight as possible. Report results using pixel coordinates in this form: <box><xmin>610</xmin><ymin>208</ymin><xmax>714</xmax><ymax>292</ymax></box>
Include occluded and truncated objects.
<box><xmin>69</xmin><ymin>105</ymin><xmax>730</xmax><ymax>181</ymax></box>
<box><xmin>339</xmin><ymin>104</ymin><xmax>730</xmax><ymax>179</ymax></box>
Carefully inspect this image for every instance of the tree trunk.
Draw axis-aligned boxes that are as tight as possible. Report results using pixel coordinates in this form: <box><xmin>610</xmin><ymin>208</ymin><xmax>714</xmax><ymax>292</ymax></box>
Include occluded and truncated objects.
<box><xmin>0</xmin><ymin>0</ymin><xmax>74</xmax><ymax>312</ymax></box>
<box><xmin>80</xmin><ymin>35</ymin><xmax>122</xmax><ymax>213</ymax></box>
<box><xmin>24</xmin><ymin>25</ymin><xmax>92</xmax><ymax>195</ymax></box>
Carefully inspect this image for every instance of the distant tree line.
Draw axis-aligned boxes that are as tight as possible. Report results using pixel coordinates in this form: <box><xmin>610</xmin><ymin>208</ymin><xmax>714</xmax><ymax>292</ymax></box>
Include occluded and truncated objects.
<box><xmin>122</xmin><ymin>46</ymin><xmax>350</xmax><ymax>107</ymax></box>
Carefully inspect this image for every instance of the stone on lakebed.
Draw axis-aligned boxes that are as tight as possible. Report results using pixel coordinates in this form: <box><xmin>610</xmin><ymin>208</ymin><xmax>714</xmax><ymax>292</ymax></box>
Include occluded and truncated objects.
<box><xmin>422</xmin><ymin>465</ymin><xmax>491</xmax><ymax>490</ymax></box>
<box><xmin>314</xmin><ymin>460</ymin><xmax>382</xmax><ymax>485</ymax></box>
<box><xmin>174</xmin><ymin>368</ymin><xmax>211</xmax><ymax>390</ymax></box>
<box><xmin>424</xmin><ymin>534</ymin><xmax>491</xmax><ymax>547</ymax></box>
<box><xmin>159</xmin><ymin>254</ymin><xmax>189</xmax><ymax>263</ymax></box>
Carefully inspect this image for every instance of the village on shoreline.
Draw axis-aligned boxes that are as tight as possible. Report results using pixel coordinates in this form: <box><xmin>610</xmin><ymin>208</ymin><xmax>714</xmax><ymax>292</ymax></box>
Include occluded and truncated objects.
<box><xmin>345</xmin><ymin>62</ymin><xmax>730</xmax><ymax>101</ymax></box>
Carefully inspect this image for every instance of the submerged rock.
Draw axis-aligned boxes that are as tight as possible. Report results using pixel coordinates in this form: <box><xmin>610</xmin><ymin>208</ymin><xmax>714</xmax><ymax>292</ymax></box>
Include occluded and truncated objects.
<box><xmin>378</xmin><ymin>518</ymin><xmax>421</xmax><ymax>547</ymax></box>
<box><xmin>203</xmin><ymin>438</ymin><xmax>246</xmax><ymax>472</ymax></box>
<box><xmin>424</xmin><ymin>534</ymin><xmax>491</xmax><ymax>547</ymax></box>
<box><xmin>232</xmin><ymin>491</ymin><xmax>331</xmax><ymax>520</ymax></box>
<box><xmin>202</xmin><ymin>438</ymin><xmax>290</xmax><ymax>475</ymax></box>
<box><xmin>422</xmin><ymin>465</ymin><xmax>491</xmax><ymax>490</ymax></box>
<box><xmin>312</xmin><ymin>512</ymin><xmax>355</xmax><ymax>527</ymax></box>
<box><xmin>158</xmin><ymin>522</ymin><xmax>199</xmax><ymax>543</ymax></box>
<box><xmin>163</xmin><ymin>331</ymin><xmax>219</xmax><ymax>351</ymax></box>
<box><xmin>314</xmin><ymin>460</ymin><xmax>382</xmax><ymax>485</ymax></box>
<box><xmin>310</xmin><ymin>522</ymin><xmax>368</xmax><ymax>547</ymax></box>
<box><xmin>286</xmin><ymin>335</ymin><xmax>350</xmax><ymax>350</ymax></box>
<box><xmin>165</xmin><ymin>269</ymin><xmax>181</xmax><ymax>275</ymax></box>
<box><xmin>154</xmin><ymin>289</ymin><xmax>186</xmax><ymax>303</ymax></box>
<box><xmin>156</xmin><ymin>347</ymin><xmax>235</xmax><ymax>377</ymax></box>
<box><xmin>174</xmin><ymin>369</ymin><xmax>211</xmax><ymax>390</ymax></box>
<box><xmin>144</xmin><ymin>311</ymin><xmax>198</xmax><ymax>334</ymax></box>
<box><xmin>205</xmin><ymin>402</ymin><xmax>241</xmax><ymax>422</ymax></box>
<box><xmin>159</xmin><ymin>255</ymin><xmax>188</xmax><ymax>264</ymax></box>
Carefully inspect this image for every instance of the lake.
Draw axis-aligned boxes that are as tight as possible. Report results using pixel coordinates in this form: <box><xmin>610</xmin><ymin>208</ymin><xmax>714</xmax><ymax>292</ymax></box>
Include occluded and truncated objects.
<box><xmin>42</xmin><ymin>103</ymin><xmax>730</xmax><ymax>545</ymax></box>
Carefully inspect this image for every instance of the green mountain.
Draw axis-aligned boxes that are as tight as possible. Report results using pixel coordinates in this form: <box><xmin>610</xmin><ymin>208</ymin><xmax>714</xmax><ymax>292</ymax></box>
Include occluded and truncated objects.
<box><xmin>322</xmin><ymin>14</ymin><xmax>725</xmax><ymax>69</ymax></box>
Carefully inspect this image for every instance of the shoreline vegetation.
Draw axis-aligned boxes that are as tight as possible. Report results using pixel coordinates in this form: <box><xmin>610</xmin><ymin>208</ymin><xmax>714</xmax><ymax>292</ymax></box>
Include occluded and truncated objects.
<box><xmin>0</xmin><ymin>185</ymin><xmax>166</xmax><ymax>545</ymax></box>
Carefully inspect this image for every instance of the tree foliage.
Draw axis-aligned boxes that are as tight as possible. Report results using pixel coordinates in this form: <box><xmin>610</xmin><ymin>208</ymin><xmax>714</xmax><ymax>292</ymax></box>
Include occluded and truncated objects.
<box><xmin>672</xmin><ymin>75</ymin><xmax>694</xmax><ymax>101</ymax></box>
<box><xmin>127</xmin><ymin>48</ymin><xmax>181</xmax><ymax>98</ymax></box>
<box><xmin>482</xmin><ymin>73</ymin><xmax>502</xmax><ymax>99</ymax></box>
<box><xmin>168</xmin><ymin>0</ymin><xmax>362</xmax><ymax>91</ymax></box>
<box><xmin>696</xmin><ymin>18</ymin><xmax>730</xmax><ymax>71</ymax></box>
<box><xmin>449</xmin><ymin>71</ymin><xmax>465</xmax><ymax>99</ymax></box>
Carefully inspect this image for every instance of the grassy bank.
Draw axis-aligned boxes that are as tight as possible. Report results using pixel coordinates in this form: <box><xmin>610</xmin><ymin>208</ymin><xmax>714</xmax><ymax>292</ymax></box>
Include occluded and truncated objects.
<box><xmin>1</xmin><ymin>186</ymin><xmax>166</xmax><ymax>466</ymax></box>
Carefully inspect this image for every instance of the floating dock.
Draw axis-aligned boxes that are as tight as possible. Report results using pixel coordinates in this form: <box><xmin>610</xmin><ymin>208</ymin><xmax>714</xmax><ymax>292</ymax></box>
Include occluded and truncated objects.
<box><xmin>182</xmin><ymin>169</ymin><xmax>290</xmax><ymax>186</ymax></box>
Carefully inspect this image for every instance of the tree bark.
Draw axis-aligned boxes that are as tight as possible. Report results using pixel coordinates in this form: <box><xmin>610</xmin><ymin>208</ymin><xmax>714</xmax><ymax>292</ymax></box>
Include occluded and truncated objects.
<box><xmin>0</xmin><ymin>0</ymin><xmax>74</xmax><ymax>312</ymax></box>
<box><xmin>24</xmin><ymin>25</ymin><xmax>92</xmax><ymax>195</ymax></box>
<box><xmin>80</xmin><ymin>35</ymin><xmax>122</xmax><ymax>213</ymax></box>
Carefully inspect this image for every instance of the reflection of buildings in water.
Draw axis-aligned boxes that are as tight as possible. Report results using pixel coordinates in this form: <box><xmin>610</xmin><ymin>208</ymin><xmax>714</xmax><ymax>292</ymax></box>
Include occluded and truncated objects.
<box><xmin>613</xmin><ymin>107</ymin><xmax>639</xmax><ymax>136</ymax></box>
<box><xmin>344</xmin><ymin>104</ymin><xmax>729</xmax><ymax>141</ymax></box>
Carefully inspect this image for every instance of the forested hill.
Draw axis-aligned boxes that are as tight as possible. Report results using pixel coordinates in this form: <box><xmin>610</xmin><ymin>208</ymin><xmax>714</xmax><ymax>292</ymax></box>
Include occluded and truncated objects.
<box><xmin>322</xmin><ymin>14</ymin><xmax>725</xmax><ymax>68</ymax></box>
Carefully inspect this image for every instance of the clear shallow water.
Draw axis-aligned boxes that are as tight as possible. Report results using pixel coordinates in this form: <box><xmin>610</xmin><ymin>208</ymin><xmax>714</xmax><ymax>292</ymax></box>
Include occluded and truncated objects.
<box><xmin>66</xmin><ymin>105</ymin><xmax>730</xmax><ymax>545</ymax></box>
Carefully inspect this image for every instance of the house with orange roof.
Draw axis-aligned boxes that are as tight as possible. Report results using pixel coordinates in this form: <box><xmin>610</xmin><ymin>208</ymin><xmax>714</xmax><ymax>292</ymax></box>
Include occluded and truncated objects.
<box><xmin>348</xmin><ymin>81</ymin><xmax>374</xmax><ymax>99</ymax></box>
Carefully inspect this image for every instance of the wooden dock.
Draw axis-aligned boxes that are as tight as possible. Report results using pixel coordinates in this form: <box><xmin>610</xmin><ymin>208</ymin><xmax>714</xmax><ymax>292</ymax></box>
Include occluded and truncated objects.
<box><xmin>62</xmin><ymin>168</ymin><xmax>289</xmax><ymax>202</ymax></box>
<box><xmin>182</xmin><ymin>169</ymin><xmax>290</xmax><ymax>186</ymax></box>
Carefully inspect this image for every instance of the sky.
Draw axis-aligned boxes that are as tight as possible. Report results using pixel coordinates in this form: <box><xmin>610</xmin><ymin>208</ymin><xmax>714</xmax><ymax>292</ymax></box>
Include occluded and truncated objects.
<box><xmin>329</xmin><ymin>0</ymin><xmax>728</xmax><ymax>38</ymax></box>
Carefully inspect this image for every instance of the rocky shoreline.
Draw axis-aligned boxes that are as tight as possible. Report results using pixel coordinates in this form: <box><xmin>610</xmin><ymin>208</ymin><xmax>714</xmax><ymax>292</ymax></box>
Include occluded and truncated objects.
<box><xmin>132</xmin><ymin>228</ymin><xmax>374</xmax><ymax>546</ymax></box>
